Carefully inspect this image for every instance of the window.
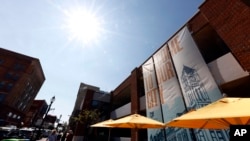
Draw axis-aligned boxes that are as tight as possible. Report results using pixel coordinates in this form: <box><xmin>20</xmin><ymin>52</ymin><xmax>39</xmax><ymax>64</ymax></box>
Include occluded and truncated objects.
<box><xmin>5</xmin><ymin>72</ymin><xmax>19</xmax><ymax>81</ymax></box>
<box><xmin>0</xmin><ymin>81</ymin><xmax>5</xmax><ymax>89</ymax></box>
<box><xmin>21</xmin><ymin>105</ymin><xmax>26</xmax><ymax>111</ymax></box>
<box><xmin>6</xmin><ymin>83</ymin><xmax>14</xmax><ymax>91</ymax></box>
<box><xmin>13</xmin><ymin>114</ymin><xmax>17</xmax><ymax>119</ymax></box>
<box><xmin>0</xmin><ymin>59</ymin><xmax>4</xmax><ymax>65</ymax></box>
<box><xmin>18</xmin><ymin>102</ymin><xmax>23</xmax><ymax>110</ymax></box>
<box><xmin>8</xmin><ymin>112</ymin><xmax>12</xmax><ymax>117</ymax></box>
<box><xmin>13</xmin><ymin>63</ymin><xmax>24</xmax><ymax>71</ymax></box>
<box><xmin>12</xmin><ymin>74</ymin><xmax>19</xmax><ymax>81</ymax></box>
<box><xmin>5</xmin><ymin>72</ymin><xmax>13</xmax><ymax>79</ymax></box>
<box><xmin>0</xmin><ymin>93</ymin><xmax>5</xmax><ymax>102</ymax></box>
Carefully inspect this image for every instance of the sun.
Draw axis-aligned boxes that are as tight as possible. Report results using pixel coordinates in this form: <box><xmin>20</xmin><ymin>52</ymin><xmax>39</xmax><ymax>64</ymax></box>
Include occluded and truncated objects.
<box><xmin>64</xmin><ymin>9</ymin><xmax>102</xmax><ymax>44</ymax></box>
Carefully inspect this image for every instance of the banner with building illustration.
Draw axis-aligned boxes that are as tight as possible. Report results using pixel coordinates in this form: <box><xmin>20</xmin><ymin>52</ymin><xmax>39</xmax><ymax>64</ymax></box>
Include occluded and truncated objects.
<box><xmin>142</xmin><ymin>58</ymin><xmax>165</xmax><ymax>141</ymax></box>
<box><xmin>152</xmin><ymin>44</ymin><xmax>193</xmax><ymax>141</ymax></box>
<box><xmin>167</xmin><ymin>26</ymin><xmax>229</xmax><ymax>141</ymax></box>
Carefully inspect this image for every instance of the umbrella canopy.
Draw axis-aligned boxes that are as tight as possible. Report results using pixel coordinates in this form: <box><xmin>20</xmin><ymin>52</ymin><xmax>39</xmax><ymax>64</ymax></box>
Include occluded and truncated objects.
<box><xmin>105</xmin><ymin>114</ymin><xmax>164</xmax><ymax>129</ymax></box>
<box><xmin>90</xmin><ymin>119</ymin><xmax>114</xmax><ymax>128</ymax></box>
<box><xmin>90</xmin><ymin>119</ymin><xmax>114</xmax><ymax>141</ymax></box>
<box><xmin>165</xmin><ymin>97</ymin><xmax>250</xmax><ymax>129</ymax></box>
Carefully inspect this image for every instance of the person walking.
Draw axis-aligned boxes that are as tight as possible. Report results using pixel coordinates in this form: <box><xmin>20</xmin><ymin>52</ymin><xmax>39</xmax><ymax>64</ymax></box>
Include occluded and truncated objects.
<box><xmin>60</xmin><ymin>131</ymin><xmax>67</xmax><ymax>141</ymax></box>
<box><xmin>65</xmin><ymin>130</ymin><xmax>73</xmax><ymax>141</ymax></box>
<box><xmin>57</xmin><ymin>131</ymin><xmax>63</xmax><ymax>141</ymax></box>
<box><xmin>47</xmin><ymin>129</ymin><xmax>57</xmax><ymax>141</ymax></box>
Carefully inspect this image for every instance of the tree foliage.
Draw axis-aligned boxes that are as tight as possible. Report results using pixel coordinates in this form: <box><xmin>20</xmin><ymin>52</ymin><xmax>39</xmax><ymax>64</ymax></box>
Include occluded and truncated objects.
<box><xmin>73</xmin><ymin>109</ymin><xmax>100</xmax><ymax>125</ymax></box>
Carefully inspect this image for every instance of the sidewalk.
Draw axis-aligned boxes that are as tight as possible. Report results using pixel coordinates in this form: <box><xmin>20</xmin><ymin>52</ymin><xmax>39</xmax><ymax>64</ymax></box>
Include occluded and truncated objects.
<box><xmin>37</xmin><ymin>138</ymin><xmax>47</xmax><ymax>141</ymax></box>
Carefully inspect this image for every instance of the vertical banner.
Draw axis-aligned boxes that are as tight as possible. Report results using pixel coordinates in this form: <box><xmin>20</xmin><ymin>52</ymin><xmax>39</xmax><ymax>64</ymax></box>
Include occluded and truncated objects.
<box><xmin>168</xmin><ymin>26</ymin><xmax>229</xmax><ymax>141</ymax></box>
<box><xmin>142</xmin><ymin>58</ymin><xmax>165</xmax><ymax>141</ymax></box>
<box><xmin>153</xmin><ymin>45</ymin><xmax>193</xmax><ymax>141</ymax></box>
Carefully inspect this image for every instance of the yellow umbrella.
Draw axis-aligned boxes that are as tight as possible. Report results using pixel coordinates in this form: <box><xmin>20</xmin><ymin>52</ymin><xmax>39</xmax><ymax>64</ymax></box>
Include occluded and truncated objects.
<box><xmin>105</xmin><ymin>114</ymin><xmax>164</xmax><ymax>128</ymax></box>
<box><xmin>165</xmin><ymin>97</ymin><xmax>250</xmax><ymax>129</ymax></box>
<box><xmin>106</xmin><ymin>114</ymin><xmax>164</xmax><ymax>141</ymax></box>
<box><xmin>90</xmin><ymin>119</ymin><xmax>114</xmax><ymax>128</ymax></box>
<box><xmin>90</xmin><ymin>119</ymin><xmax>114</xmax><ymax>141</ymax></box>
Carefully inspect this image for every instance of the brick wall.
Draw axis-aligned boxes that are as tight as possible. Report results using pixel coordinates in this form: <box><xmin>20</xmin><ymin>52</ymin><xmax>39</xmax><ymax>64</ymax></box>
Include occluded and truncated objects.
<box><xmin>200</xmin><ymin>0</ymin><xmax>250</xmax><ymax>71</ymax></box>
<box><xmin>188</xmin><ymin>12</ymin><xmax>208</xmax><ymax>33</ymax></box>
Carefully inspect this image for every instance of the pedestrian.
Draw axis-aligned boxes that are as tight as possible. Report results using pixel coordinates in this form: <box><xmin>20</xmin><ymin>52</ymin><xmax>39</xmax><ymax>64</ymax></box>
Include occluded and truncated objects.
<box><xmin>65</xmin><ymin>130</ymin><xmax>73</xmax><ymax>141</ymax></box>
<box><xmin>57</xmin><ymin>131</ymin><xmax>63</xmax><ymax>141</ymax></box>
<box><xmin>60</xmin><ymin>131</ymin><xmax>67</xmax><ymax>141</ymax></box>
<box><xmin>47</xmin><ymin>129</ymin><xmax>57</xmax><ymax>141</ymax></box>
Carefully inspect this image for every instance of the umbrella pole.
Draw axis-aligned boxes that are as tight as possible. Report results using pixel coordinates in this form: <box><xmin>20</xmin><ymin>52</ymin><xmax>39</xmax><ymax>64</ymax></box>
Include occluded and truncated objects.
<box><xmin>108</xmin><ymin>128</ymin><xmax>111</xmax><ymax>141</ymax></box>
<box><xmin>135</xmin><ymin>128</ymin><xmax>138</xmax><ymax>141</ymax></box>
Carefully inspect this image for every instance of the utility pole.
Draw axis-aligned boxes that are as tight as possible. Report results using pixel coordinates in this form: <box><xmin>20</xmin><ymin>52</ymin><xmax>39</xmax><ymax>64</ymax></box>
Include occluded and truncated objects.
<box><xmin>36</xmin><ymin>96</ymin><xmax>55</xmax><ymax>140</ymax></box>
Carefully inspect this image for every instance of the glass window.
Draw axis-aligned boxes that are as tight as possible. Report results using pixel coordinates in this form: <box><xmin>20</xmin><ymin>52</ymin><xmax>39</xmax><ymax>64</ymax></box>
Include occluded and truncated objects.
<box><xmin>6</xmin><ymin>83</ymin><xmax>13</xmax><ymax>91</ymax></box>
<box><xmin>5</xmin><ymin>72</ymin><xmax>19</xmax><ymax>81</ymax></box>
<box><xmin>0</xmin><ymin>93</ymin><xmax>5</xmax><ymax>102</ymax></box>
<box><xmin>13</xmin><ymin>74</ymin><xmax>19</xmax><ymax>81</ymax></box>
<box><xmin>13</xmin><ymin>114</ymin><xmax>17</xmax><ymax>118</ymax></box>
<box><xmin>8</xmin><ymin>112</ymin><xmax>12</xmax><ymax>117</ymax></box>
<box><xmin>13</xmin><ymin>63</ymin><xmax>24</xmax><ymax>71</ymax></box>
<box><xmin>21</xmin><ymin>105</ymin><xmax>26</xmax><ymax>111</ymax></box>
<box><xmin>0</xmin><ymin>81</ymin><xmax>5</xmax><ymax>89</ymax></box>
<box><xmin>5</xmin><ymin>72</ymin><xmax>12</xmax><ymax>79</ymax></box>
<box><xmin>18</xmin><ymin>102</ymin><xmax>23</xmax><ymax>109</ymax></box>
<box><xmin>0</xmin><ymin>59</ymin><xmax>3</xmax><ymax>65</ymax></box>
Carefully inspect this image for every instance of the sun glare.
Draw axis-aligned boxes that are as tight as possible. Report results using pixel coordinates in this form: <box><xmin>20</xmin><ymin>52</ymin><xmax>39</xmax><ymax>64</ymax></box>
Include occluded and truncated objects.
<box><xmin>65</xmin><ymin>9</ymin><xmax>102</xmax><ymax>44</ymax></box>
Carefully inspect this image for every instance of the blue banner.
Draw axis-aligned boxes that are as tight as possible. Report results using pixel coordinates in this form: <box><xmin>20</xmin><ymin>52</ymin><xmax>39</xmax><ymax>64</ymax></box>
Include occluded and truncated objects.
<box><xmin>168</xmin><ymin>26</ymin><xmax>229</xmax><ymax>141</ymax></box>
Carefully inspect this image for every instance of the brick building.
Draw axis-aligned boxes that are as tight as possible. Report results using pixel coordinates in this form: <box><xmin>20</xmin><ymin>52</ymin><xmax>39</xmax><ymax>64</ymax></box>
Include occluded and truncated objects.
<box><xmin>189</xmin><ymin>0</ymin><xmax>250</xmax><ymax>97</ymax></box>
<box><xmin>69</xmin><ymin>1</ymin><xmax>250</xmax><ymax>141</ymax></box>
<box><xmin>0</xmin><ymin>48</ymin><xmax>45</xmax><ymax>126</ymax></box>
<box><xmin>108</xmin><ymin>0</ymin><xmax>250</xmax><ymax>141</ymax></box>
<box><xmin>24</xmin><ymin>100</ymin><xmax>48</xmax><ymax>127</ymax></box>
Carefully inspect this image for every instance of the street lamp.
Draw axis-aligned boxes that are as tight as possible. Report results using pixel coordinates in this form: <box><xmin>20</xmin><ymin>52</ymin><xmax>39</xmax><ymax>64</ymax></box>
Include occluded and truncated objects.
<box><xmin>36</xmin><ymin>96</ymin><xmax>55</xmax><ymax>139</ymax></box>
<box><xmin>56</xmin><ymin>114</ymin><xmax>62</xmax><ymax>131</ymax></box>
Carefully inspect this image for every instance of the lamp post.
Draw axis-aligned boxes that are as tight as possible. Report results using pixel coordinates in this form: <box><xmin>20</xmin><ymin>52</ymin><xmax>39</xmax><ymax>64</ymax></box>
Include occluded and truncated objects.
<box><xmin>36</xmin><ymin>96</ymin><xmax>55</xmax><ymax>139</ymax></box>
<box><xmin>56</xmin><ymin>114</ymin><xmax>62</xmax><ymax>131</ymax></box>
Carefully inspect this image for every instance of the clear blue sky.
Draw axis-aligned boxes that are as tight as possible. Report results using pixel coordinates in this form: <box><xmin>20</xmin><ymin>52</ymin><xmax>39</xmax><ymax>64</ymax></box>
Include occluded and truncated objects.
<box><xmin>0</xmin><ymin>0</ymin><xmax>204</xmax><ymax>123</ymax></box>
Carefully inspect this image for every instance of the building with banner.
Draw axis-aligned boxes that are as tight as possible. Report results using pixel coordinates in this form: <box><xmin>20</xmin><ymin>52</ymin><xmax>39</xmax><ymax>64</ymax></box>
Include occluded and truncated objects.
<box><xmin>68</xmin><ymin>0</ymin><xmax>250</xmax><ymax>141</ymax></box>
<box><xmin>106</xmin><ymin>0</ymin><xmax>250</xmax><ymax>141</ymax></box>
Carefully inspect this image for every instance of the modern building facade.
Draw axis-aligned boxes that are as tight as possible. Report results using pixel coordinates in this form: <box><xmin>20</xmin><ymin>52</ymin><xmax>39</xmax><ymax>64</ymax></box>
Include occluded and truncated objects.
<box><xmin>0</xmin><ymin>48</ymin><xmax>45</xmax><ymax>126</ymax></box>
<box><xmin>70</xmin><ymin>83</ymin><xmax>110</xmax><ymax>141</ymax></box>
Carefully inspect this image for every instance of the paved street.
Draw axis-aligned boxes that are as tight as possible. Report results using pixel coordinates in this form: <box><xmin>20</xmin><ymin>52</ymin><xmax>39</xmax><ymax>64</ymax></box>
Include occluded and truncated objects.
<box><xmin>37</xmin><ymin>138</ymin><xmax>47</xmax><ymax>141</ymax></box>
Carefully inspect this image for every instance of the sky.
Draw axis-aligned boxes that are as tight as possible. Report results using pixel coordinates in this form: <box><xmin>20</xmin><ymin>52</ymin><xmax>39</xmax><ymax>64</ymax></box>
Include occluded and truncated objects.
<box><xmin>0</xmin><ymin>0</ymin><xmax>204</xmax><ymax>123</ymax></box>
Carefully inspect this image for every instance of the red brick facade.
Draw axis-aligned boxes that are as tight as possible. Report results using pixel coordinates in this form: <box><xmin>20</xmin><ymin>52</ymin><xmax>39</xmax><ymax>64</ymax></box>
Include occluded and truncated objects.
<box><xmin>199</xmin><ymin>0</ymin><xmax>250</xmax><ymax>71</ymax></box>
<box><xmin>110</xmin><ymin>1</ymin><xmax>250</xmax><ymax>141</ymax></box>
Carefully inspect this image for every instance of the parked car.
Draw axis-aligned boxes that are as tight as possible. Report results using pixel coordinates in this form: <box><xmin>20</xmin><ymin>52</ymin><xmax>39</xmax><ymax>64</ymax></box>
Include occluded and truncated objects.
<box><xmin>0</xmin><ymin>126</ymin><xmax>19</xmax><ymax>140</ymax></box>
<box><xmin>0</xmin><ymin>129</ymin><xmax>9</xmax><ymax>140</ymax></box>
<box><xmin>41</xmin><ymin>129</ymin><xmax>51</xmax><ymax>138</ymax></box>
<box><xmin>6</xmin><ymin>129</ymin><xmax>20</xmax><ymax>139</ymax></box>
<box><xmin>18</xmin><ymin>128</ymin><xmax>34</xmax><ymax>139</ymax></box>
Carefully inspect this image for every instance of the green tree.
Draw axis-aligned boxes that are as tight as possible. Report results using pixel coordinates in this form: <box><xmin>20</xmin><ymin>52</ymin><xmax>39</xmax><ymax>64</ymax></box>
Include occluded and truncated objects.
<box><xmin>71</xmin><ymin>109</ymin><xmax>100</xmax><ymax>141</ymax></box>
<box><xmin>73</xmin><ymin>109</ymin><xmax>100</xmax><ymax>125</ymax></box>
